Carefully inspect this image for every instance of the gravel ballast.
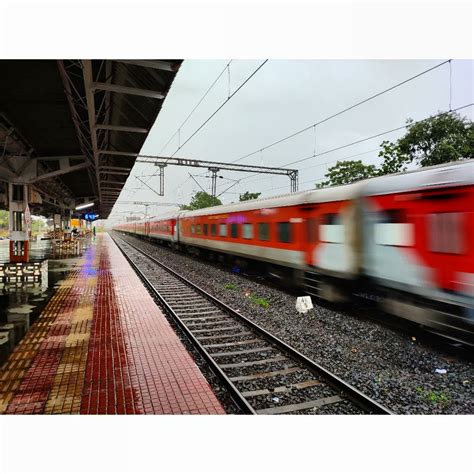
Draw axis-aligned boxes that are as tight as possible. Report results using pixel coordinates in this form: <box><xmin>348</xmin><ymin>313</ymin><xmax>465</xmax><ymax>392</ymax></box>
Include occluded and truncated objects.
<box><xmin>115</xmin><ymin>232</ymin><xmax>474</xmax><ymax>414</ymax></box>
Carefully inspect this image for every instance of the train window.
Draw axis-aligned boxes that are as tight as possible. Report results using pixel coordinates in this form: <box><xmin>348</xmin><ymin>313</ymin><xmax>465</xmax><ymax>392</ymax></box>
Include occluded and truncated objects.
<box><xmin>307</xmin><ymin>218</ymin><xmax>319</xmax><ymax>242</ymax></box>
<box><xmin>278</xmin><ymin>222</ymin><xmax>292</xmax><ymax>243</ymax></box>
<box><xmin>191</xmin><ymin>225</ymin><xmax>195</xmax><ymax>234</ymax></box>
<box><xmin>230</xmin><ymin>223</ymin><xmax>238</xmax><ymax>238</ymax></box>
<box><xmin>219</xmin><ymin>223</ymin><xmax>227</xmax><ymax>237</ymax></box>
<box><xmin>428</xmin><ymin>212</ymin><xmax>464</xmax><ymax>254</ymax></box>
<box><xmin>258</xmin><ymin>223</ymin><xmax>270</xmax><ymax>241</ymax></box>
<box><xmin>242</xmin><ymin>223</ymin><xmax>253</xmax><ymax>239</ymax></box>
<box><xmin>323</xmin><ymin>213</ymin><xmax>339</xmax><ymax>225</ymax></box>
<box><xmin>203</xmin><ymin>224</ymin><xmax>208</xmax><ymax>236</ymax></box>
<box><xmin>211</xmin><ymin>224</ymin><xmax>217</xmax><ymax>236</ymax></box>
<box><xmin>379</xmin><ymin>209</ymin><xmax>406</xmax><ymax>224</ymax></box>
<box><xmin>196</xmin><ymin>224</ymin><xmax>201</xmax><ymax>235</ymax></box>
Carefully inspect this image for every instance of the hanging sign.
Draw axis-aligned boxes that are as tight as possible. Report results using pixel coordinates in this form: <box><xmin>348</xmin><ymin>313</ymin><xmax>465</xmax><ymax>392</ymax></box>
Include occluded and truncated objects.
<box><xmin>24</xmin><ymin>204</ymin><xmax>31</xmax><ymax>232</ymax></box>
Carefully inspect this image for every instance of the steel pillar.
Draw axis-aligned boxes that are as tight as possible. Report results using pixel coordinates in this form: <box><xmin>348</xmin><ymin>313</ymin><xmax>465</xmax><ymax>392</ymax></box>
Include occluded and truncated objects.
<box><xmin>8</xmin><ymin>183</ymin><xmax>30</xmax><ymax>263</ymax></box>
<box><xmin>288</xmin><ymin>170</ymin><xmax>299</xmax><ymax>193</ymax></box>
<box><xmin>209</xmin><ymin>167</ymin><xmax>220</xmax><ymax>197</ymax></box>
<box><xmin>158</xmin><ymin>164</ymin><xmax>166</xmax><ymax>196</ymax></box>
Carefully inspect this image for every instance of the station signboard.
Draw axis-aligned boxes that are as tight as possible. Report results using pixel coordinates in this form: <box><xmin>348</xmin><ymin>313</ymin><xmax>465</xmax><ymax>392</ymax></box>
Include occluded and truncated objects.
<box><xmin>82</xmin><ymin>213</ymin><xmax>99</xmax><ymax>222</ymax></box>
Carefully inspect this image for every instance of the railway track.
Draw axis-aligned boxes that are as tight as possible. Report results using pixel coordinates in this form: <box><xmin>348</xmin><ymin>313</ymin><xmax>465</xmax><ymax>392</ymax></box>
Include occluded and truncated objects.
<box><xmin>112</xmin><ymin>234</ymin><xmax>392</xmax><ymax>415</ymax></box>
<box><xmin>122</xmin><ymin>233</ymin><xmax>474</xmax><ymax>360</ymax></box>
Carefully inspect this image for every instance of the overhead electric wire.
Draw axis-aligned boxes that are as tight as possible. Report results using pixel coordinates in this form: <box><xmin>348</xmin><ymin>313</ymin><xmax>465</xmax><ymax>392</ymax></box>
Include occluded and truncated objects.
<box><xmin>231</xmin><ymin>59</ymin><xmax>451</xmax><ymax>164</ymax></box>
<box><xmin>281</xmin><ymin>102</ymin><xmax>473</xmax><ymax>169</ymax></box>
<box><xmin>166</xmin><ymin>59</ymin><xmax>268</xmax><ymax>160</ymax></box>
<box><xmin>230</xmin><ymin>147</ymin><xmax>382</xmax><ymax>189</ymax></box>
<box><xmin>157</xmin><ymin>60</ymin><xmax>233</xmax><ymax>157</ymax></box>
<box><xmin>214</xmin><ymin>102</ymin><xmax>473</xmax><ymax>196</ymax></box>
<box><xmin>138</xmin><ymin>60</ymin><xmax>233</xmax><ymax>186</ymax></box>
<box><xmin>140</xmin><ymin>60</ymin><xmax>268</xmax><ymax>198</ymax></box>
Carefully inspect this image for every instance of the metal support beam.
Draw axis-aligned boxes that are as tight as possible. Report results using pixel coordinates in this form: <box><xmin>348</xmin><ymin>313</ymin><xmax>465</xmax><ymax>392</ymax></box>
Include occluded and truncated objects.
<box><xmin>133</xmin><ymin>154</ymin><xmax>300</xmax><ymax>194</ymax></box>
<box><xmin>289</xmin><ymin>170</ymin><xmax>299</xmax><ymax>193</ymax></box>
<box><xmin>114</xmin><ymin>60</ymin><xmax>178</xmax><ymax>72</ymax></box>
<box><xmin>100</xmin><ymin>181</ymin><xmax>126</xmax><ymax>187</ymax></box>
<box><xmin>208</xmin><ymin>167</ymin><xmax>220</xmax><ymax>197</ymax></box>
<box><xmin>136</xmin><ymin>155</ymin><xmax>298</xmax><ymax>178</ymax></box>
<box><xmin>99</xmin><ymin>150</ymin><xmax>138</xmax><ymax>157</ymax></box>
<box><xmin>99</xmin><ymin>170</ymin><xmax>130</xmax><ymax>176</ymax></box>
<box><xmin>32</xmin><ymin>161</ymin><xmax>91</xmax><ymax>183</ymax></box>
<box><xmin>33</xmin><ymin>155</ymin><xmax>86</xmax><ymax>162</ymax></box>
<box><xmin>91</xmin><ymin>82</ymin><xmax>165</xmax><ymax>100</ymax></box>
<box><xmin>95</xmin><ymin>124</ymin><xmax>148</xmax><ymax>133</ymax></box>
<box><xmin>82</xmin><ymin>60</ymin><xmax>103</xmax><ymax>212</ymax></box>
<box><xmin>158</xmin><ymin>165</ymin><xmax>166</xmax><ymax>196</ymax></box>
<box><xmin>99</xmin><ymin>166</ymin><xmax>132</xmax><ymax>172</ymax></box>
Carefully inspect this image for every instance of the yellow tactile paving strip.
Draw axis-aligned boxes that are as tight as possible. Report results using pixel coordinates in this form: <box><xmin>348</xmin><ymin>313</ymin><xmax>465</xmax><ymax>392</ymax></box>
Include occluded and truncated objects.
<box><xmin>43</xmin><ymin>283</ymin><xmax>95</xmax><ymax>414</ymax></box>
<box><xmin>0</xmin><ymin>251</ymin><xmax>96</xmax><ymax>414</ymax></box>
<box><xmin>0</xmin><ymin>234</ymin><xmax>225</xmax><ymax>415</ymax></box>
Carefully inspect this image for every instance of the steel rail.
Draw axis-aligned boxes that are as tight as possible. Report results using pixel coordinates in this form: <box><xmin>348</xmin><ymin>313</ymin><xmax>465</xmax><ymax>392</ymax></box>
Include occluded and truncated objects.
<box><xmin>111</xmin><ymin>234</ymin><xmax>256</xmax><ymax>414</ymax></box>
<box><xmin>113</xmin><ymin>233</ymin><xmax>392</xmax><ymax>415</ymax></box>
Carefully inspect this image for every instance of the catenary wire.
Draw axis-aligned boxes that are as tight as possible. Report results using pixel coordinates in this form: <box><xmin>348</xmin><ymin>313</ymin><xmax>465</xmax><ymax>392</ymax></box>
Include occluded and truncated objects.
<box><xmin>139</xmin><ymin>60</ymin><xmax>268</xmax><ymax>198</ymax></box>
<box><xmin>211</xmin><ymin>102</ymin><xmax>473</xmax><ymax>197</ymax></box>
<box><xmin>230</xmin><ymin>60</ymin><xmax>451</xmax><ymax>164</ymax></box>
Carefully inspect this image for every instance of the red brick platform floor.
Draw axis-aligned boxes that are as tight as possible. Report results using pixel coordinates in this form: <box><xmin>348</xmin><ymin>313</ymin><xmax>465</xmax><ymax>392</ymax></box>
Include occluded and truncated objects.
<box><xmin>0</xmin><ymin>233</ymin><xmax>226</xmax><ymax>414</ymax></box>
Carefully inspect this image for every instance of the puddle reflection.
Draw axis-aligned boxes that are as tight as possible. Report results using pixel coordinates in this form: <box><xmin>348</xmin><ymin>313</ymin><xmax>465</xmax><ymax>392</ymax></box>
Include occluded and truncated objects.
<box><xmin>0</xmin><ymin>239</ymin><xmax>88</xmax><ymax>365</ymax></box>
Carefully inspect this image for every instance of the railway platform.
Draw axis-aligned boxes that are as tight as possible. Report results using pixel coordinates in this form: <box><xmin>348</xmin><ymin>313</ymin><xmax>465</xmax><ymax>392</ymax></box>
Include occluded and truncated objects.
<box><xmin>0</xmin><ymin>233</ymin><xmax>225</xmax><ymax>415</ymax></box>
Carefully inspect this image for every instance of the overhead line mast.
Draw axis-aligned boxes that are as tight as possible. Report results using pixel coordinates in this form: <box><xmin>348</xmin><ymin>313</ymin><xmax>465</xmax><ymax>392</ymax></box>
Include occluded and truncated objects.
<box><xmin>133</xmin><ymin>154</ymin><xmax>299</xmax><ymax>197</ymax></box>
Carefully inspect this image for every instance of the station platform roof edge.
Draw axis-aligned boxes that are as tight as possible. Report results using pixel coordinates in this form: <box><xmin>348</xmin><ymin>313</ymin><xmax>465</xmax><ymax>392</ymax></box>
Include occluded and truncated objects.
<box><xmin>0</xmin><ymin>59</ymin><xmax>182</xmax><ymax>219</ymax></box>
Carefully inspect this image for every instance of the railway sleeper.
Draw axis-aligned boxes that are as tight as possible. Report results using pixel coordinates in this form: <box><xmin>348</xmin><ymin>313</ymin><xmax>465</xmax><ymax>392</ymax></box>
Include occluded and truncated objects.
<box><xmin>220</xmin><ymin>355</ymin><xmax>287</xmax><ymax>369</ymax></box>
<box><xmin>184</xmin><ymin>318</ymin><xmax>234</xmax><ymax>327</ymax></box>
<box><xmin>256</xmin><ymin>395</ymin><xmax>343</xmax><ymax>415</ymax></box>
<box><xmin>241</xmin><ymin>379</ymin><xmax>322</xmax><ymax>397</ymax></box>
<box><xmin>197</xmin><ymin>332</ymin><xmax>253</xmax><ymax>341</ymax></box>
<box><xmin>180</xmin><ymin>315</ymin><xmax>229</xmax><ymax>322</ymax></box>
<box><xmin>192</xmin><ymin>325</ymin><xmax>242</xmax><ymax>334</ymax></box>
<box><xmin>229</xmin><ymin>367</ymin><xmax>300</xmax><ymax>382</ymax></box>
<box><xmin>210</xmin><ymin>346</ymin><xmax>275</xmax><ymax>358</ymax></box>
<box><xmin>203</xmin><ymin>338</ymin><xmax>262</xmax><ymax>349</ymax></box>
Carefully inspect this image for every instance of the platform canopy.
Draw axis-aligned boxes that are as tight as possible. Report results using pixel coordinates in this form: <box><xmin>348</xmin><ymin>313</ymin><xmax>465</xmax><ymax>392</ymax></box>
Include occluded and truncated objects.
<box><xmin>0</xmin><ymin>60</ymin><xmax>182</xmax><ymax>219</ymax></box>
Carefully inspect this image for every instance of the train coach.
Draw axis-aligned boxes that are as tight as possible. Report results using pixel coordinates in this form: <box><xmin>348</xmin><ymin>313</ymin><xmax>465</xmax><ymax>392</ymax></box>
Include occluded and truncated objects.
<box><xmin>115</xmin><ymin>159</ymin><xmax>474</xmax><ymax>344</ymax></box>
<box><xmin>361</xmin><ymin>160</ymin><xmax>474</xmax><ymax>341</ymax></box>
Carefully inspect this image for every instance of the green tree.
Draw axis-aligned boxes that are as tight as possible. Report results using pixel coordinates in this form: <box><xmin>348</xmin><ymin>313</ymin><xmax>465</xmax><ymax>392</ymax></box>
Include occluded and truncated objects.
<box><xmin>239</xmin><ymin>191</ymin><xmax>261</xmax><ymax>201</ymax></box>
<box><xmin>378</xmin><ymin>112</ymin><xmax>473</xmax><ymax>172</ymax></box>
<box><xmin>316</xmin><ymin>160</ymin><xmax>377</xmax><ymax>188</ymax></box>
<box><xmin>0</xmin><ymin>210</ymin><xmax>8</xmax><ymax>237</ymax></box>
<box><xmin>0</xmin><ymin>210</ymin><xmax>8</xmax><ymax>228</ymax></box>
<box><xmin>180</xmin><ymin>191</ymin><xmax>222</xmax><ymax>210</ymax></box>
<box><xmin>31</xmin><ymin>217</ymin><xmax>46</xmax><ymax>237</ymax></box>
<box><xmin>316</xmin><ymin>112</ymin><xmax>473</xmax><ymax>188</ymax></box>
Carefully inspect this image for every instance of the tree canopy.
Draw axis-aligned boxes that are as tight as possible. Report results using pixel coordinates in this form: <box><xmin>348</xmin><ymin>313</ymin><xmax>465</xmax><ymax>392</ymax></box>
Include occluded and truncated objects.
<box><xmin>0</xmin><ymin>210</ymin><xmax>8</xmax><ymax>237</ymax></box>
<box><xmin>316</xmin><ymin>160</ymin><xmax>377</xmax><ymax>188</ymax></box>
<box><xmin>180</xmin><ymin>191</ymin><xmax>222</xmax><ymax>210</ymax></box>
<box><xmin>381</xmin><ymin>112</ymin><xmax>473</xmax><ymax>169</ymax></box>
<box><xmin>316</xmin><ymin>112</ymin><xmax>473</xmax><ymax>188</ymax></box>
<box><xmin>239</xmin><ymin>191</ymin><xmax>262</xmax><ymax>201</ymax></box>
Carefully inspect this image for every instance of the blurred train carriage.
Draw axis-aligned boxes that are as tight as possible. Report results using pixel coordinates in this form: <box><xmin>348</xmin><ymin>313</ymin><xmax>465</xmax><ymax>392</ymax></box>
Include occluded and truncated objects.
<box><xmin>116</xmin><ymin>160</ymin><xmax>474</xmax><ymax>344</ymax></box>
<box><xmin>361</xmin><ymin>160</ymin><xmax>474</xmax><ymax>342</ymax></box>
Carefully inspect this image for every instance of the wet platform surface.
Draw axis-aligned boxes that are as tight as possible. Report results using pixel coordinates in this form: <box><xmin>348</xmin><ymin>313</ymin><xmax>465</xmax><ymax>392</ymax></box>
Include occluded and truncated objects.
<box><xmin>0</xmin><ymin>233</ymin><xmax>225</xmax><ymax>414</ymax></box>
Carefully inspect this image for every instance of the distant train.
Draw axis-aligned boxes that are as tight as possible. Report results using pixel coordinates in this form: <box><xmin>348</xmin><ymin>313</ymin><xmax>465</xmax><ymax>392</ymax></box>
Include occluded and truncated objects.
<box><xmin>115</xmin><ymin>160</ymin><xmax>474</xmax><ymax>344</ymax></box>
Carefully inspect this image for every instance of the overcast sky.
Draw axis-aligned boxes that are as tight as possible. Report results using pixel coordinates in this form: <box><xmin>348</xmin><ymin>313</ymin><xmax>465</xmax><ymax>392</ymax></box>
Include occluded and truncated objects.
<box><xmin>108</xmin><ymin>59</ymin><xmax>473</xmax><ymax>223</ymax></box>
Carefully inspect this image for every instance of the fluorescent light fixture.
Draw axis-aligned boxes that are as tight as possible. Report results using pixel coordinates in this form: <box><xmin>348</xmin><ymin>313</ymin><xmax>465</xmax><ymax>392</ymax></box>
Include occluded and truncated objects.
<box><xmin>75</xmin><ymin>202</ymin><xmax>94</xmax><ymax>211</ymax></box>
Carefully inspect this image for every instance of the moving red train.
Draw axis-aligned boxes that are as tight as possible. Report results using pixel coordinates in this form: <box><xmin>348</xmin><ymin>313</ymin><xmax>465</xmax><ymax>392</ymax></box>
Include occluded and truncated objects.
<box><xmin>116</xmin><ymin>160</ymin><xmax>474</xmax><ymax>344</ymax></box>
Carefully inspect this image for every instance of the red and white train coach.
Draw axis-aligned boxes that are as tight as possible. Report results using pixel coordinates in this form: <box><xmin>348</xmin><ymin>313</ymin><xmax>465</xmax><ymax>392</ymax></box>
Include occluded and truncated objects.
<box><xmin>361</xmin><ymin>160</ymin><xmax>474</xmax><ymax>340</ymax></box>
<box><xmin>177</xmin><ymin>183</ymin><xmax>364</xmax><ymax>301</ymax></box>
<box><xmin>115</xmin><ymin>159</ymin><xmax>474</xmax><ymax>343</ymax></box>
<box><xmin>148</xmin><ymin>211</ymin><xmax>177</xmax><ymax>243</ymax></box>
